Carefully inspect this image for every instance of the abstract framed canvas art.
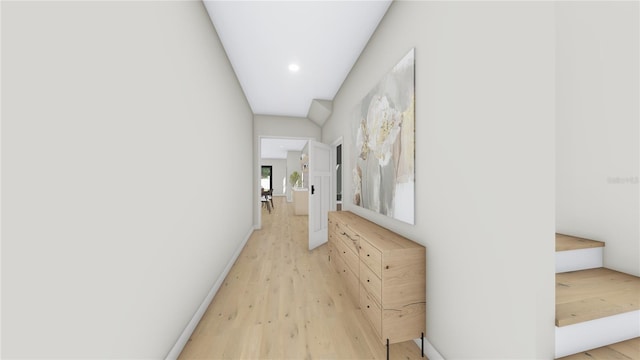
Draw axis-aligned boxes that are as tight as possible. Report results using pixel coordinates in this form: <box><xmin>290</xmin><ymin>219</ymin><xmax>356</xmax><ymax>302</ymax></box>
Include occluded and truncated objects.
<box><xmin>352</xmin><ymin>48</ymin><xmax>415</xmax><ymax>224</ymax></box>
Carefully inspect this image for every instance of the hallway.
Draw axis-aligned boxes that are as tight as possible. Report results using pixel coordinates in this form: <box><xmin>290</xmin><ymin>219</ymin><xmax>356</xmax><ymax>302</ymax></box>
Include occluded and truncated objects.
<box><xmin>179</xmin><ymin>197</ymin><xmax>423</xmax><ymax>359</ymax></box>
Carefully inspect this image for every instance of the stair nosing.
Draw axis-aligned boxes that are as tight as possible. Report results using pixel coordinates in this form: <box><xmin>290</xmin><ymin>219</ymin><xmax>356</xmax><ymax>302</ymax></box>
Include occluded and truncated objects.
<box><xmin>556</xmin><ymin>267</ymin><xmax>640</xmax><ymax>327</ymax></box>
<box><xmin>556</xmin><ymin>233</ymin><xmax>605</xmax><ymax>252</ymax></box>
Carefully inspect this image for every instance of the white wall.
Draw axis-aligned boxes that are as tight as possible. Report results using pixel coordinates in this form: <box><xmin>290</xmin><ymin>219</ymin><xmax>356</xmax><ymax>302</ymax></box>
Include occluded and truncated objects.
<box><xmin>254</xmin><ymin>115</ymin><xmax>321</xmax><ymax>140</ymax></box>
<box><xmin>556</xmin><ymin>2</ymin><xmax>639</xmax><ymax>276</ymax></box>
<box><xmin>322</xmin><ymin>2</ymin><xmax>556</xmax><ymax>358</ymax></box>
<box><xmin>1</xmin><ymin>2</ymin><xmax>254</xmax><ymax>358</ymax></box>
<box><xmin>253</xmin><ymin>115</ymin><xmax>320</xmax><ymax>226</ymax></box>
<box><xmin>261</xmin><ymin>158</ymin><xmax>287</xmax><ymax>196</ymax></box>
<box><xmin>286</xmin><ymin>151</ymin><xmax>302</xmax><ymax>202</ymax></box>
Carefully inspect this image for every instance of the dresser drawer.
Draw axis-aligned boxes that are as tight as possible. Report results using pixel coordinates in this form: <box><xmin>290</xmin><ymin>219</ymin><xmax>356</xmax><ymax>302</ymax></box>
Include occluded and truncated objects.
<box><xmin>360</xmin><ymin>284</ymin><xmax>382</xmax><ymax>338</ymax></box>
<box><xmin>342</xmin><ymin>266</ymin><xmax>359</xmax><ymax>306</ymax></box>
<box><xmin>335</xmin><ymin>235</ymin><xmax>359</xmax><ymax>276</ymax></box>
<box><xmin>332</xmin><ymin>254</ymin><xmax>358</xmax><ymax>306</ymax></box>
<box><xmin>328</xmin><ymin>231</ymin><xmax>337</xmax><ymax>257</ymax></box>
<box><xmin>336</xmin><ymin>222</ymin><xmax>360</xmax><ymax>251</ymax></box>
<box><xmin>360</xmin><ymin>260</ymin><xmax>382</xmax><ymax>305</ymax></box>
<box><xmin>338</xmin><ymin>231</ymin><xmax>359</xmax><ymax>255</ymax></box>
<box><xmin>332</xmin><ymin>246</ymin><xmax>344</xmax><ymax>274</ymax></box>
<box><xmin>359</xmin><ymin>239</ymin><xmax>382</xmax><ymax>278</ymax></box>
<box><xmin>336</xmin><ymin>234</ymin><xmax>360</xmax><ymax>256</ymax></box>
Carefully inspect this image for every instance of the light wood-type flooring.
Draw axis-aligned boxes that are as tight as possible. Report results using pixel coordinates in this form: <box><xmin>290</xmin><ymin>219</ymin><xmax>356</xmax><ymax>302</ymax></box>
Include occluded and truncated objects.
<box><xmin>555</xmin><ymin>233</ymin><xmax>605</xmax><ymax>252</ymax></box>
<box><xmin>179</xmin><ymin>197</ymin><xmax>424</xmax><ymax>359</ymax></box>
<box><xmin>557</xmin><ymin>337</ymin><xmax>640</xmax><ymax>360</ymax></box>
<box><xmin>556</xmin><ymin>268</ymin><xmax>640</xmax><ymax>327</ymax></box>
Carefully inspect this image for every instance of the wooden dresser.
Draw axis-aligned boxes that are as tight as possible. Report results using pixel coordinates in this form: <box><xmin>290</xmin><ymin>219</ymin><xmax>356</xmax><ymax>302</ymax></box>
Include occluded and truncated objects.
<box><xmin>328</xmin><ymin>211</ymin><xmax>426</xmax><ymax>346</ymax></box>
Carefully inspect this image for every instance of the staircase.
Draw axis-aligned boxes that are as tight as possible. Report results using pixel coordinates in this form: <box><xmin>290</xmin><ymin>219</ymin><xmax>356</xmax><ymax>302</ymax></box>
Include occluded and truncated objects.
<box><xmin>555</xmin><ymin>234</ymin><xmax>640</xmax><ymax>359</ymax></box>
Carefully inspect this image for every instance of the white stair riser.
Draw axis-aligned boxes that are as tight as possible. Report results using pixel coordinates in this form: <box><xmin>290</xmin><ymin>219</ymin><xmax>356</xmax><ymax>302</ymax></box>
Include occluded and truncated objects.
<box><xmin>555</xmin><ymin>310</ymin><xmax>640</xmax><ymax>358</ymax></box>
<box><xmin>555</xmin><ymin>247</ymin><xmax>603</xmax><ymax>273</ymax></box>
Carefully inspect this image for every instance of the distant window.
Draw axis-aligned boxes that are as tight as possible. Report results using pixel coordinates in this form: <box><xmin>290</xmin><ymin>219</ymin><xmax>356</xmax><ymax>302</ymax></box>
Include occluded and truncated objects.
<box><xmin>261</xmin><ymin>166</ymin><xmax>273</xmax><ymax>191</ymax></box>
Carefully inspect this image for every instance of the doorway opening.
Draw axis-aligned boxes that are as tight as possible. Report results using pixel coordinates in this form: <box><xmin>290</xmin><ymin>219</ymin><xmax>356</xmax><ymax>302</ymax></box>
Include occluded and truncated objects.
<box><xmin>331</xmin><ymin>137</ymin><xmax>343</xmax><ymax>212</ymax></box>
<box><xmin>257</xmin><ymin>136</ymin><xmax>310</xmax><ymax>230</ymax></box>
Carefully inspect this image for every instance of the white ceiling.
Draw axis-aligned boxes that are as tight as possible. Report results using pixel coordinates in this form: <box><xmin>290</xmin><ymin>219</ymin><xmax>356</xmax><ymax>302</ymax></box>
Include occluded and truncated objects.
<box><xmin>261</xmin><ymin>138</ymin><xmax>308</xmax><ymax>159</ymax></box>
<box><xmin>203</xmin><ymin>0</ymin><xmax>392</xmax><ymax>118</ymax></box>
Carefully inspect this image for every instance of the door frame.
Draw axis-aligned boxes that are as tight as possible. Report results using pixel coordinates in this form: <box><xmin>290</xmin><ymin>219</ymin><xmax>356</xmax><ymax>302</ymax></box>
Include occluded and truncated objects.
<box><xmin>256</xmin><ymin>135</ymin><xmax>313</xmax><ymax>230</ymax></box>
<box><xmin>331</xmin><ymin>136</ymin><xmax>343</xmax><ymax>212</ymax></box>
<box><xmin>260</xmin><ymin>165</ymin><xmax>273</xmax><ymax>192</ymax></box>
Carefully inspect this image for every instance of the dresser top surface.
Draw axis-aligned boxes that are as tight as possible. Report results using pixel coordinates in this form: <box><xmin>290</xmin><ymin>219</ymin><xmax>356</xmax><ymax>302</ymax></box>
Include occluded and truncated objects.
<box><xmin>329</xmin><ymin>211</ymin><xmax>423</xmax><ymax>251</ymax></box>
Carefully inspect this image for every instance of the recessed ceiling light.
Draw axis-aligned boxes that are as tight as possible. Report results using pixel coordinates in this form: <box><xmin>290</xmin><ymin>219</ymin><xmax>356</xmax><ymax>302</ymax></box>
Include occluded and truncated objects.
<box><xmin>288</xmin><ymin>63</ymin><xmax>300</xmax><ymax>72</ymax></box>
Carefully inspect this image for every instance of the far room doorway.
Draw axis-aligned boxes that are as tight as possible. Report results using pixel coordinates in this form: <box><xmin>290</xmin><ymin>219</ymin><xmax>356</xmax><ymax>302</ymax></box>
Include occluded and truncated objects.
<box><xmin>331</xmin><ymin>137</ymin><xmax>343</xmax><ymax>212</ymax></box>
<box><xmin>258</xmin><ymin>137</ymin><xmax>310</xmax><ymax>229</ymax></box>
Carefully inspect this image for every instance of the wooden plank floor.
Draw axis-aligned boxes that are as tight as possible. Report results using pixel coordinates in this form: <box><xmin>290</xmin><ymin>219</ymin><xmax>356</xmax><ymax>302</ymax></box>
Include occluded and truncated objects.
<box><xmin>179</xmin><ymin>197</ymin><xmax>425</xmax><ymax>359</ymax></box>
<box><xmin>557</xmin><ymin>337</ymin><xmax>640</xmax><ymax>360</ymax></box>
<box><xmin>556</xmin><ymin>233</ymin><xmax>605</xmax><ymax>252</ymax></box>
<box><xmin>556</xmin><ymin>268</ymin><xmax>640</xmax><ymax>327</ymax></box>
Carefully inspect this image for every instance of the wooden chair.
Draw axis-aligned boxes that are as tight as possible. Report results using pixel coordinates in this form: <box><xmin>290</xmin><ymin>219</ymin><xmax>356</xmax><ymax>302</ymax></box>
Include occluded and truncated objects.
<box><xmin>265</xmin><ymin>189</ymin><xmax>274</xmax><ymax>209</ymax></box>
<box><xmin>261</xmin><ymin>189</ymin><xmax>273</xmax><ymax>213</ymax></box>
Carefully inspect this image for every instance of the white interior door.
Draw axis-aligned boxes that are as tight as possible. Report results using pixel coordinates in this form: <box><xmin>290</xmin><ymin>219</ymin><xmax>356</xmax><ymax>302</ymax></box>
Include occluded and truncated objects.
<box><xmin>308</xmin><ymin>140</ymin><xmax>332</xmax><ymax>251</ymax></box>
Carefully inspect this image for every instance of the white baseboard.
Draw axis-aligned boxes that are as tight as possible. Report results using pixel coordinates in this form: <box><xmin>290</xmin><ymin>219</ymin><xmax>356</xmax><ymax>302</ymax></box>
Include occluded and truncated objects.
<box><xmin>413</xmin><ymin>336</ymin><xmax>444</xmax><ymax>360</ymax></box>
<box><xmin>556</xmin><ymin>247</ymin><xmax>603</xmax><ymax>273</ymax></box>
<box><xmin>555</xmin><ymin>310</ymin><xmax>640</xmax><ymax>358</ymax></box>
<box><xmin>165</xmin><ymin>226</ymin><xmax>256</xmax><ymax>359</ymax></box>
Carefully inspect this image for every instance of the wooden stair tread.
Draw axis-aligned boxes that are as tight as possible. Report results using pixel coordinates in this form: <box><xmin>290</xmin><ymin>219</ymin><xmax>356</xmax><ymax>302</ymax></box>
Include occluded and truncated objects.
<box><xmin>556</xmin><ymin>337</ymin><xmax>640</xmax><ymax>359</ymax></box>
<box><xmin>556</xmin><ymin>233</ymin><xmax>605</xmax><ymax>252</ymax></box>
<box><xmin>556</xmin><ymin>268</ymin><xmax>640</xmax><ymax>327</ymax></box>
